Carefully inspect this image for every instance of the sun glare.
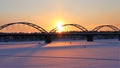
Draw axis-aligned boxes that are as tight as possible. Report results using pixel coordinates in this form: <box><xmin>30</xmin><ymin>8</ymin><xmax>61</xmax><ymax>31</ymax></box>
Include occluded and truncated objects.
<box><xmin>56</xmin><ymin>21</ymin><xmax>64</xmax><ymax>33</ymax></box>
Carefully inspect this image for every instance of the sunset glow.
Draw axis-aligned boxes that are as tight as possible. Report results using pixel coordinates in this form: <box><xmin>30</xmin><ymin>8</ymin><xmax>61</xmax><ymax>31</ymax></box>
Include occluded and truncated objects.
<box><xmin>0</xmin><ymin>0</ymin><xmax>119</xmax><ymax>32</ymax></box>
<box><xmin>0</xmin><ymin>0</ymin><xmax>119</xmax><ymax>68</ymax></box>
<box><xmin>56</xmin><ymin>21</ymin><xmax>64</xmax><ymax>32</ymax></box>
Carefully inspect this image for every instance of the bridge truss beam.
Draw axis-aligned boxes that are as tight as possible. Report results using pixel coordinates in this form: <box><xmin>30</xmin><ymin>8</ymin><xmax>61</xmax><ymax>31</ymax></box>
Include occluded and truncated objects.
<box><xmin>50</xmin><ymin>24</ymin><xmax>88</xmax><ymax>33</ymax></box>
<box><xmin>92</xmin><ymin>25</ymin><xmax>120</xmax><ymax>32</ymax></box>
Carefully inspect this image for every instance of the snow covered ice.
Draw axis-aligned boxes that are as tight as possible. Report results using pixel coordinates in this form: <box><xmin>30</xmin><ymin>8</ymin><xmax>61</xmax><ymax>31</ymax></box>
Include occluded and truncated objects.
<box><xmin>0</xmin><ymin>39</ymin><xmax>120</xmax><ymax>68</ymax></box>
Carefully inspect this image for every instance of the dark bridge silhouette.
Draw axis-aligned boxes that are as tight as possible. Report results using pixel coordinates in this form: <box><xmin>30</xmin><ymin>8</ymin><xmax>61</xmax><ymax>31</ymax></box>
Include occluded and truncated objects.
<box><xmin>92</xmin><ymin>25</ymin><xmax>120</xmax><ymax>32</ymax></box>
<box><xmin>0</xmin><ymin>22</ymin><xmax>48</xmax><ymax>33</ymax></box>
<box><xmin>50</xmin><ymin>24</ymin><xmax>88</xmax><ymax>33</ymax></box>
<box><xmin>0</xmin><ymin>22</ymin><xmax>120</xmax><ymax>43</ymax></box>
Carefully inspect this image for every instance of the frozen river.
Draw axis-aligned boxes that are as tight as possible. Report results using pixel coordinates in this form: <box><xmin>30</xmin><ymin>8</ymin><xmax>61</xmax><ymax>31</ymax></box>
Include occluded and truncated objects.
<box><xmin>0</xmin><ymin>39</ymin><xmax>120</xmax><ymax>68</ymax></box>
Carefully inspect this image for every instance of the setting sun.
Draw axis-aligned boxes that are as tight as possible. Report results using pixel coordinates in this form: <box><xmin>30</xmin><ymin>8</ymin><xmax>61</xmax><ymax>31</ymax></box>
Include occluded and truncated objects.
<box><xmin>56</xmin><ymin>21</ymin><xmax>64</xmax><ymax>32</ymax></box>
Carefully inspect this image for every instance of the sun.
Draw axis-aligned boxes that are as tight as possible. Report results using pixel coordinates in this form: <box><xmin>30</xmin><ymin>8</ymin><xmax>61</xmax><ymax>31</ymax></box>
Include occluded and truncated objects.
<box><xmin>56</xmin><ymin>21</ymin><xmax>64</xmax><ymax>33</ymax></box>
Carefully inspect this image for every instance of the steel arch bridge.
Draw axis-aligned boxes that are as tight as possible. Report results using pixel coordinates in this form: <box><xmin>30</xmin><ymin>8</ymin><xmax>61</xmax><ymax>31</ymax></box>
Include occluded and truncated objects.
<box><xmin>0</xmin><ymin>22</ymin><xmax>48</xmax><ymax>33</ymax></box>
<box><xmin>92</xmin><ymin>25</ymin><xmax>120</xmax><ymax>32</ymax></box>
<box><xmin>49</xmin><ymin>24</ymin><xmax>88</xmax><ymax>33</ymax></box>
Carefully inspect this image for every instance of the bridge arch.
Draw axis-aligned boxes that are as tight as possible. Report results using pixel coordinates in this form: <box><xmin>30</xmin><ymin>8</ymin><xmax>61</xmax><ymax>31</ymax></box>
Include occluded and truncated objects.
<box><xmin>0</xmin><ymin>22</ymin><xmax>48</xmax><ymax>33</ymax></box>
<box><xmin>49</xmin><ymin>24</ymin><xmax>88</xmax><ymax>33</ymax></box>
<box><xmin>92</xmin><ymin>25</ymin><xmax>120</xmax><ymax>32</ymax></box>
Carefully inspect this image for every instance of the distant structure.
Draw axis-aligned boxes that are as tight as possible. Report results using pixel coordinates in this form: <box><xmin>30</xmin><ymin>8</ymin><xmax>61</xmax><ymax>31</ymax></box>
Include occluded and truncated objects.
<box><xmin>0</xmin><ymin>22</ymin><xmax>48</xmax><ymax>33</ymax></box>
<box><xmin>92</xmin><ymin>25</ymin><xmax>120</xmax><ymax>32</ymax></box>
<box><xmin>0</xmin><ymin>22</ymin><xmax>120</xmax><ymax>43</ymax></box>
<box><xmin>50</xmin><ymin>24</ymin><xmax>88</xmax><ymax>33</ymax></box>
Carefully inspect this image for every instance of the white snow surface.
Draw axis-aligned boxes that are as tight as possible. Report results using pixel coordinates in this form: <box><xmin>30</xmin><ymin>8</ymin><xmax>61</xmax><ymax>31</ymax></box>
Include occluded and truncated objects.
<box><xmin>0</xmin><ymin>39</ymin><xmax>120</xmax><ymax>68</ymax></box>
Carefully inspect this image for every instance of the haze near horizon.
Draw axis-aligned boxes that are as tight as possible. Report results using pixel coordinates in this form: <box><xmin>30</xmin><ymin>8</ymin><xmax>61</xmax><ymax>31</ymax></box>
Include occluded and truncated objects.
<box><xmin>0</xmin><ymin>0</ymin><xmax>120</xmax><ymax>31</ymax></box>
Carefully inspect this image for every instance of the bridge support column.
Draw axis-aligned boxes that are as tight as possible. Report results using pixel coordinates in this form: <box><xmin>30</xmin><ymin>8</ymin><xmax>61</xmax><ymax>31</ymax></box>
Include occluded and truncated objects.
<box><xmin>45</xmin><ymin>34</ymin><xmax>52</xmax><ymax>43</ymax></box>
<box><xmin>86</xmin><ymin>34</ymin><xmax>94</xmax><ymax>42</ymax></box>
<box><xmin>119</xmin><ymin>34</ymin><xmax>120</xmax><ymax>41</ymax></box>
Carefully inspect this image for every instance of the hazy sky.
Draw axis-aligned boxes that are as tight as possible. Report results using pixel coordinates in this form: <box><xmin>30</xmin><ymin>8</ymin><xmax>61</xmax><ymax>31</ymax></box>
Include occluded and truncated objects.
<box><xmin>0</xmin><ymin>0</ymin><xmax>120</xmax><ymax>31</ymax></box>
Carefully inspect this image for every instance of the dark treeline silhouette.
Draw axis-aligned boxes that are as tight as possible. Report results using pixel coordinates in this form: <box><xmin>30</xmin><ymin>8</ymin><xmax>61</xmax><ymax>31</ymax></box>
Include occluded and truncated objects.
<box><xmin>0</xmin><ymin>32</ymin><xmax>45</xmax><ymax>42</ymax></box>
<box><xmin>0</xmin><ymin>31</ymin><xmax>119</xmax><ymax>42</ymax></box>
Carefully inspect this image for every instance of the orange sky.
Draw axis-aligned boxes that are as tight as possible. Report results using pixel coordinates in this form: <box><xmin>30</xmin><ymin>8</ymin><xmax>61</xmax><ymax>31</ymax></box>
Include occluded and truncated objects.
<box><xmin>0</xmin><ymin>0</ymin><xmax>120</xmax><ymax>32</ymax></box>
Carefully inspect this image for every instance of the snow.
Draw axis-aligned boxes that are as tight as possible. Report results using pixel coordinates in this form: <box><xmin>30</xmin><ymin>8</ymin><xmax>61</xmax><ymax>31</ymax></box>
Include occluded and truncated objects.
<box><xmin>0</xmin><ymin>39</ymin><xmax>120</xmax><ymax>68</ymax></box>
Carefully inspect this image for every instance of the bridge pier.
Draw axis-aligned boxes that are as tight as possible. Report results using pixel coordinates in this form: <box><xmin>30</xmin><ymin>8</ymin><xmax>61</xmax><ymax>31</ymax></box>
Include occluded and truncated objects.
<box><xmin>86</xmin><ymin>34</ymin><xmax>94</xmax><ymax>42</ymax></box>
<box><xmin>44</xmin><ymin>34</ymin><xmax>52</xmax><ymax>43</ymax></box>
<box><xmin>119</xmin><ymin>34</ymin><xmax>120</xmax><ymax>41</ymax></box>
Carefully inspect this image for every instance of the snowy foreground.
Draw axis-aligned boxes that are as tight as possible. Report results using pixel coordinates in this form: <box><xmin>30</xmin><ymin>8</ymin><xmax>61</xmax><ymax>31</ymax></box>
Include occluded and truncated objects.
<box><xmin>0</xmin><ymin>39</ymin><xmax>120</xmax><ymax>68</ymax></box>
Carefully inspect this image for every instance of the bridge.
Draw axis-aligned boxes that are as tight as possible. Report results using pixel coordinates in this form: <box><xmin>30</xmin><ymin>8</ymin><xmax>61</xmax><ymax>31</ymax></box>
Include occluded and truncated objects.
<box><xmin>0</xmin><ymin>22</ymin><xmax>120</xmax><ymax>43</ymax></box>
